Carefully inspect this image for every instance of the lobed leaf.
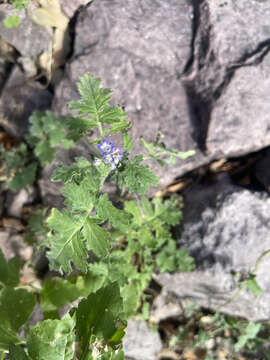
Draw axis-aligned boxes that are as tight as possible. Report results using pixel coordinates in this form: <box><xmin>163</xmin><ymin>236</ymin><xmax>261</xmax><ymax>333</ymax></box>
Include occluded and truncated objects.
<box><xmin>118</xmin><ymin>155</ymin><xmax>159</xmax><ymax>194</ymax></box>
<box><xmin>27</xmin><ymin>316</ymin><xmax>75</xmax><ymax>360</ymax></box>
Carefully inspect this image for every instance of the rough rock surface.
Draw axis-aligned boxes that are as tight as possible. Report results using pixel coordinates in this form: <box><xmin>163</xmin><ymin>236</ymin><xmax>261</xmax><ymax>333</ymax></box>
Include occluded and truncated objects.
<box><xmin>207</xmin><ymin>51</ymin><xmax>270</xmax><ymax>158</ymax></box>
<box><xmin>207</xmin><ymin>0</ymin><xmax>270</xmax><ymax>66</ymax></box>
<box><xmin>123</xmin><ymin>320</ymin><xmax>162</xmax><ymax>360</ymax></box>
<box><xmin>59</xmin><ymin>0</ymin><xmax>92</xmax><ymax>18</ymax></box>
<box><xmin>158</xmin><ymin>174</ymin><xmax>270</xmax><ymax>321</ymax></box>
<box><xmin>0</xmin><ymin>66</ymin><xmax>52</xmax><ymax>138</ymax></box>
<box><xmin>0</xmin><ymin>4</ymin><xmax>51</xmax><ymax>58</ymax></box>
<box><xmin>52</xmin><ymin>0</ymin><xmax>204</xmax><ymax>190</ymax></box>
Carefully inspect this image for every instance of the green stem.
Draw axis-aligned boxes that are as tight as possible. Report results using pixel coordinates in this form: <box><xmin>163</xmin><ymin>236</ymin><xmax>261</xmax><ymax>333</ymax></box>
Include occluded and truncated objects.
<box><xmin>98</xmin><ymin>122</ymin><xmax>104</xmax><ymax>137</ymax></box>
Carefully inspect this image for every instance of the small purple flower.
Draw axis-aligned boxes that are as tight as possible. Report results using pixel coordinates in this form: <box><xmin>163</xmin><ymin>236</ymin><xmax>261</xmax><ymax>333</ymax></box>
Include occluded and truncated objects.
<box><xmin>97</xmin><ymin>139</ymin><xmax>115</xmax><ymax>155</ymax></box>
<box><xmin>95</xmin><ymin>139</ymin><xmax>123</xmax><ymax>170</ymax></box>
<box><xmin>103</xmin><ymin>154</ymin><xmax>114</xmax><ymax>164</ymax></box>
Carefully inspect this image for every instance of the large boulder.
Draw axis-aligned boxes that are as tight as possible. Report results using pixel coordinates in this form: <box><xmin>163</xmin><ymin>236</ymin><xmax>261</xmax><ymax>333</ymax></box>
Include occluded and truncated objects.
<box><xmin>0</xmin><ymin>66</ymin><xmax>52</xmax><ymax>138</ymax></box>
<box><xmin>0</xmin><ymin>4</ymin><xmax>51</xmax><ymax>58</ymax></box>
<box><xmin>158</xmin><ymin>174</ymin><xmax>270</xmax><ymax>321</ymax></box>
<box><xmin>207</xmin><ymin>50</ymin><xmax>270</xmax><ymax>158</ymax></box>
<box><xmin>51</xmin><ymin>0</ymin><xmax>204</xmax><ymax>191</ymax></box>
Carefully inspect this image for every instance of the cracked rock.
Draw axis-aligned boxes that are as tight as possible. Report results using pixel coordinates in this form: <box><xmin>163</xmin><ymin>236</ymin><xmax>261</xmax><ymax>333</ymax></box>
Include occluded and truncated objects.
<box><xmin>207</xmin><ymin>51</ymin><xmax>270</xmax><ymax>157</ymax></box>
<box><xmin>208</xmin><ymin>0</ymin><xmax>270</xmax><ymax>66</ymax></box>
<box><xmin>0</xmin><ymin>4</ymin><xmax>51</xmax><ymax>58</ymax></box>
<box><xmin>51</xmin><ymin>0</ymin><xmax>208</xmax><ymax>197</ymax></box>
<box><xmin>158</xmin><ymin>174</ymin><xmax>270</xmax><ymax>321</ymax></box>
<box><xmin>0</xmin><ymin>66</ymin><xmax>52</xmax><ymax>138</ymax></box>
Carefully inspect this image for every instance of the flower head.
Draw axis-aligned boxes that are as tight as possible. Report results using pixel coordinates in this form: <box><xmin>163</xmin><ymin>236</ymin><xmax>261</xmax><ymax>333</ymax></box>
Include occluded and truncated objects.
<box><xmin>95</xmin><ymin>139</ymin><xmax>123</xmax><ymax>170</ymax></box>
<box><xmin>97</xmin><ymin>139</ymin><xmax>115</xmax><ymax>155</ymax></box>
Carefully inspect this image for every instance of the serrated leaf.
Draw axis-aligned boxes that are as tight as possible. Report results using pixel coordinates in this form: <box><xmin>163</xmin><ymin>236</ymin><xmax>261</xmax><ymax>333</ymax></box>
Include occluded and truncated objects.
<box><xmin>40</xmin><ymin>278</ymin><xmax>81</xmax><ymax>319</ymax></box>
<box><xmin>8</xmin><ymin>163</ymin><xmax>37</xmax><ymax>191</ymax></box>
<box><xmin>9</xmin><ymin>344</ymin><xmax>30</xmax><ymax>360</ymax></box>
<box><xmin>124</xmin><ymin>200</ymin><xmax>142</xmax><ymax>226</ymax></box>
<box><xmin>104</xmin><ymin>119</ymin><xmax>130</xmax><ymax>134</ymax></box>
<box><xmin>3</xmin><ymin>15</ymin><xmax>20</xmax><ymax>28</ymax></box>
<box><xmin>47</xmin><ymin>209</ymin><xmax>110</xmax><ymax>274</ymax></box>
<box><xmin>118</xmin><ymin>155</ymin><xmax>159</xmax><ymax>194</ymax></box>
<box><xmin>61</xmin><ymin>177</ymin><xmax>95</xmax><ymax>213</ymax></box>
<box><xmin>96</xmin><ymin>194</ymin><xmax>131</xmax><ymax>231</ymax></box>
<box><xmin>69</xmin><ymin>74</ymin><xmax>112</xmax><ymax>118</ymax></box>
<box><xmin>122</xmin><ymin>132</ymin><xmax>134</xmax><ymax>152</ymax></box>
<box><xmin>76</xmin><ymin>283</ymin><xmax>124</xmax><ymax>351</ymax></box>
<box><xmin>82</xmin><ymin>218</ymin><xmax>110</xmax><ymax>258</ymax></box>
<box><xmin>51</xmin><ymin>157</ymin><xmax>93</xmax><ymax>184</ymax></box>
<box><xmin>46</xmin><ymin>209</ymin><xmax>89</xmax><ymax>274</ymax></box>
<box><xmin>27</xmin><ymin>316</ymin><xmax>75</xmax><ymax>360</ymax></box>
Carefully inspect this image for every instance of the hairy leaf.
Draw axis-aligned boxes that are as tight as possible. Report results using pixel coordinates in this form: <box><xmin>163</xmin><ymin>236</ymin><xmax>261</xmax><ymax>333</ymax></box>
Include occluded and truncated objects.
<box><xmin>118</xmin><ymin>155</ymin><xmax>159</xmax><ymax>194</ymax></box>
<box><xmin>96</xmin><ymin>194</ymin><xmax>132</xmax><ymax>231</ymax></box>
<box><xmin>40</xmin><ymin>278</ymin><xmax>81</xmax><ymax>319</ymax></box>
<box><xmin>27</xmin><ymin>316</ymin><xmax>75</xmax><ymax>360</ymax></box>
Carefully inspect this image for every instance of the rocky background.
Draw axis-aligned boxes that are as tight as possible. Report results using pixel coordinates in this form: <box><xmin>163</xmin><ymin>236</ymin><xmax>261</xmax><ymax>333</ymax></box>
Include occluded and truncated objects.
<box><xmin>1</xmin><ymin>0</ymin><xmax>270</xmax><ymax>359</ymax></box>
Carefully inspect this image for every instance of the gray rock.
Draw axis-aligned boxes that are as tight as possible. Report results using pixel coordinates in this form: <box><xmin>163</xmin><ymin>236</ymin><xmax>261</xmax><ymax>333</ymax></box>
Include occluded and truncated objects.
<box><xmin>0</xmin><ymin>4</ymin><xmax>51</xmax><ymax>58</ymax></box>
<box><xmin>150</xmin><ymin>288</ymin><xmax>183</xmax><ymax>323</ymax></box>
<box><xmin>51</xmin><ymin>0</ymin><xmax>208</xmax><ymax>195</ymax></box>
<box><xmin>207</xmin><ymin>0</ymin><xmax>270</xmax><ymax>67</ymax></box>
<box><xmin>123</xmin><ymin>319</ymin><xmax>162</xmax><ymax>360</ymax></box>
<box><xmin>207</xmin><ymin>51</ymin><xmax>270</xmax><ymax>158</ymax></box>
<box><xmin>158</xmin><ymin>174</ymin><xmax>270</xmax><ymax>321</ymax></box>
<box><xmin>0</xmin><ymin>231</ymin><xmax>32</xmax><ymax>261</ymax></box>
<box><xmin>0</xmin><ymin>66</ymin><xmax>52</xmax><ymax>138</ymax></box>
<box><xmin>6</xmin><ymin>187</ymin><xmax>36</xmax><ymax>218</ymax></box>
<box><xmin>59</xmin><ymin>0</ymin><xmax>92</xmax><ymax>18</ymax></box>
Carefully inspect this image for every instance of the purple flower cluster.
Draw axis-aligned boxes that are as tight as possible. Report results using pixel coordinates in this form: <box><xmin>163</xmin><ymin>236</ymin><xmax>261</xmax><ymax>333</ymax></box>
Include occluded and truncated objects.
<box><xmin>96</xmin><ymin>139</ymin><xmax>123</xmax><ymax>170</ymax></box>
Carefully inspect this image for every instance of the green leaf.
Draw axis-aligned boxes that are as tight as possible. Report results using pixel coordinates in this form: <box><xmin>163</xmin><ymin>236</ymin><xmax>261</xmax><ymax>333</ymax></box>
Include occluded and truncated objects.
<box><xmin>69</xmin><ymin>74</ymin><xmax>129</xmax><ymax>136</ymax></box>
<box><xmin>9</xmin><ymin>344</ymin><xmax>30</xmax><ymax>360</ymax></box>
<box><xmin>47</xmin><ymin>209</ymin><xmax>110</xmax><ymax>274</ymax></box>
<box><xmin>118</xmin><ymin>155</ymin><xmax>159</xmax><ymax>194</ymax></box>
<box><xmin>234</xmin><ymin>322</ymin><xmax>261</xmax><ymax>351</ymax></box>
<box><xmin>0</xmin><ymin>288</ymin><xmax>35</xmax><ymax>349</ymax></box>
<box><xmin>74</xmin><ymin>264</ymin><xmax>108</xmax><ymax>296</ymax></box>
<box><xmin>0</xmin><ymin>287</ymin><xmax>36</xmax><ymax>331</ymax></box>
<box><xmin>76</xmin><ymin>283</ymin><xmax>124</xmax><ymax>351</ymax></box>
<box><xmin>0</xmin><ymin>327</ymin><xmax>22</xmax><ymax>351</ymax></box>
<box><xmin>46</xmin><ymin>209</ymin><xmax>89</xmax><ymax>274</ymax></box>
<box><xmin>0</xmin><ymin>249</ymin><xmax>8</xmax><ymax>285</ymax></box>
<box><xmin>3</xmin><ymin>15</ymin><xmax>20</xmax><ymax>28</ymax></box>
<box><xmin>244</xmin><ymin>274</ymin><xmax>263</xmax><ymax>297</ymax></box>
<box><xmin>96</xmin><ymin>194</ymin><xmax>132</xmax><ymax>231</ymax></box>
<box><xmin>51</xmin><ymin>157</ymin><xmax>93</xmax><ymax>184</ymax></box>
<box><xmin>82</xmin><ymin>218</ymin><xmax>110</xmax><ymax>258</ymax></box>
<box><xmin>8</xmin><ymin>162</ymin><xmax>37</xmax><ymax>191</ymax></box>
<box><xmin>124</xmin><ymin>201</ymin><xmax>143</xmax><ymax>226</ymax></box>
<box><xmin>12</xmin><ymin>0</ymin><xmax>28</xmax><ymax>11</ymax></box>
<box><xmin>28</xmin><ymin>111</ymin><xmax>75</xmax><ymax>166</ymax></box>
<box><xmin>61</xmin><ymin>177</ymin><xmax>95</xmax><ymax>213</ymax></box>
<box><xmin>122</xmin><ymin>132</ymin><xmax>134</xmax><ymax>152</ymax></box>
<box><xmin>104</xmin><ymin>119</ymin><xmax>130</xmax><ymax>134</ymax></box>
<box><xmin>6</xmin><ymin>257</ymin><xmax>21</xmax><ymax>287</ymax></box>
<box><xmin>40</xmin><ymin>278</ymin><xmax>81</xmax><ymax>319</ymax></box>
<box><xmin>69</xmin><ymin>74</ymin><xmax>112</xmax><ymax>118</ymax></box>
<box><xmin>27</xmin><ymin>316</ymin><xmax>75</xmax><ymax>360</ymax></box>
